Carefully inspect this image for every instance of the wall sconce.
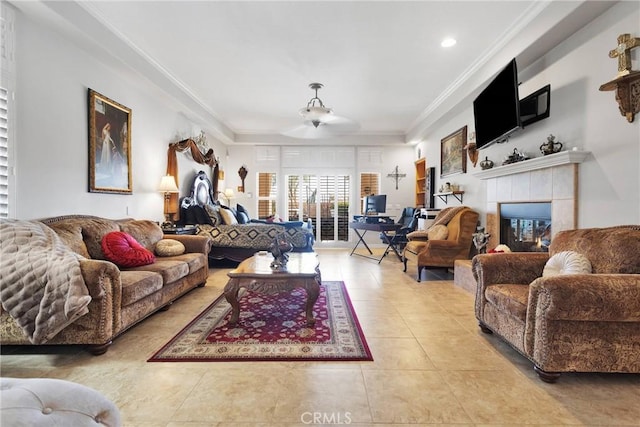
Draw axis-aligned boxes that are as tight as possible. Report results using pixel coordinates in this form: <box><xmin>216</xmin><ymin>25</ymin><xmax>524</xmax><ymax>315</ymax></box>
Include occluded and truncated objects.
<box><xmin>158</xmin><ymin>175</ymin><xmax>179</xmax><ymax>225</ymax></box>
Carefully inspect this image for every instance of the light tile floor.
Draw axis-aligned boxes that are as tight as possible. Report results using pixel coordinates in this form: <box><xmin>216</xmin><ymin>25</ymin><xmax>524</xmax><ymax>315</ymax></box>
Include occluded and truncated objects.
<box><xmin>2</xmin><ymin>248</ymin><xmax>639</xmax><ymax>426</ymax></box>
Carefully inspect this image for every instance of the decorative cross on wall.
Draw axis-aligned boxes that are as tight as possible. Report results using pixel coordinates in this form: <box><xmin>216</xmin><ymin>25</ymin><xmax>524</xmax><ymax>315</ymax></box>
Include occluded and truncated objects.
<box><xmin>600</xmin><ymin>32</ymin><xmax>640</xmax><ymax>123</ymax></box>
<box><xmin>387</xmin><ymin>165</ymin><xmax>406</xmax><ymax>190</ymax></box>
<box><xmin>608</xmin><ymin>33</ymin><xmax>640</xmax><ymax>76</ymax></box>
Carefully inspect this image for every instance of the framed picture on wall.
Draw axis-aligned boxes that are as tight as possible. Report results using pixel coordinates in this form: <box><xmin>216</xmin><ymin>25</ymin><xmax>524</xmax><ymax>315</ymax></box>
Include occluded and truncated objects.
<box><xmin>88</xmin><ymin>89</ymin><xmax>132</xmax><ymax>194</ymax></box>
<box><xmin>440</xmin><ymin>125</ymin><xmax>467</xmax><ymax>178</ymax></box>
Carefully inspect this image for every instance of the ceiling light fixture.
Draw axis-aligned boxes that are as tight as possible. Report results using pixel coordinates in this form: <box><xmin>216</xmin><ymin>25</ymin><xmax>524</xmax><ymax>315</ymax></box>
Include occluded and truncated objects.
<box><xmin>299</xmin><ymin>82</ymin><xmax>333</xmax><ymax>127</ymax></box>
<box><xmin>441</xmin><ymin>38</ymin><xmax>457</xmax><ymax>48</ymax></box>
<box><xmin>282</xmin><ymin>83</ymin><xmax>359</xmax><ymax>139</ymax></box>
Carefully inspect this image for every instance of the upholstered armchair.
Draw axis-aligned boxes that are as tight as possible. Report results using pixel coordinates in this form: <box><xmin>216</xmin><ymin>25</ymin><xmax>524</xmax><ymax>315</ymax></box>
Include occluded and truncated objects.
<box><xmin>473</xmin><ymin>225</ymin><xmax>640</xmax><ymax>382</ymax></box>
<box><xmin>402</xmin><ymin>206</ymin><xmax>479</xmax><ymax>281</ymax></box>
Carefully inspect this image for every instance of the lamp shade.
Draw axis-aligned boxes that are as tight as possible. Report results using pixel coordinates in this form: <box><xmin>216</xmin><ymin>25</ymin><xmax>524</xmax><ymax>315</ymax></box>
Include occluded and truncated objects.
<box><xmin>224</xmin><ymin>188</ymin><xmax>235</xmax><ymax>199</ymax></box>
<box><xmin>158</xmin><ymin>175</ymin><xmax>179</xmax><ymax>193</ymax></box>
<box><xmin>299</xmin><ymin>106</ymin><xmax>332</xmax><ymax>122</ymax></box>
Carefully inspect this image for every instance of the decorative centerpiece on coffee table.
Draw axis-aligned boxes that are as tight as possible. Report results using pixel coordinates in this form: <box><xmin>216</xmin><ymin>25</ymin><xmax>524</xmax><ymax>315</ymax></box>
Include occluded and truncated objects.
<box><xmin>270</xmin><ymin>232</ymin><xmax>293</xmax><ymax>270</ymax></box>
<box><xmin>223</xmin><ymin>252</ymin><xmax>321</xmax><ymax>327</ymax></box>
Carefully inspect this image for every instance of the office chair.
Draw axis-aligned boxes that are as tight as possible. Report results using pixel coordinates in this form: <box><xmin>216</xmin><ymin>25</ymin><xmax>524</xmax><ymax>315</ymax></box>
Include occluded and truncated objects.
<box><xmin>380</xmin><ymin>207</ymin><xmax>418</xmax><ymax>253</ymax></box>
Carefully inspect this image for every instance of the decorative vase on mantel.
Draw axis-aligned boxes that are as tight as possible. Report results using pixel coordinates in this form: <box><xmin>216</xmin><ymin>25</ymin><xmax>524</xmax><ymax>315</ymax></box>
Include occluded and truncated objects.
<box><xmin>480</xmin><ymin>157</ymin><xmax>494</xmax><ymax>170</ymax></box>
<box><xmin>540</xmin><ymin>134</ymin><xmax>563</xmax><ymax>156</ymax></box>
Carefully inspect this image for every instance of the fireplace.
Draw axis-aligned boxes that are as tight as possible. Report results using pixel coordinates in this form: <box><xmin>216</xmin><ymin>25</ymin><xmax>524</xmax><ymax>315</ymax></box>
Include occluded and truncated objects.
<box><xmin>474</xmin><ymin>150</ymin><xmax>589</xmax><ymax>252</ymax></box>
<box><xmin>500</xmin><ymin>202</ymin><xmax>551</xmax><ymax>252</ymax></box>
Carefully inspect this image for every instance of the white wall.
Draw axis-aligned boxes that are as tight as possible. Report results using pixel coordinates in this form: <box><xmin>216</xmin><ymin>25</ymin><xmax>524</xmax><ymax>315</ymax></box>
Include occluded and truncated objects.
<box><xmin>417</xmin><ymin>1</ymin><xmax>640</xmax><ymax>228</ymax></box>
<box><xmin>13</xmin><ymin>2</ymin><xmax>639</xmax><ymax>230</ymax></box>
<box><xmin>226</xmin><ymin>144</ymin><xmax>415</xmax><ymax>221</ymax></box>
<box><xmin>13</xmin><ymin>7</ymin><xmax>414</xmax><ymax>227</ymax></box>
<box><xmin>14</xmin><ymin>9</ymin><xmax>225</xmax><ymax>222</ymax></box>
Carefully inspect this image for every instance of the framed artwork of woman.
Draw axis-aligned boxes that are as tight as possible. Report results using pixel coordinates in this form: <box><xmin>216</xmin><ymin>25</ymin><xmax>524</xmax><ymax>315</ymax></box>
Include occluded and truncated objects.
<box><xmin>88</xmin><ymin>89</ymin><xmax>132</xmax><ymax>194</ymax></box>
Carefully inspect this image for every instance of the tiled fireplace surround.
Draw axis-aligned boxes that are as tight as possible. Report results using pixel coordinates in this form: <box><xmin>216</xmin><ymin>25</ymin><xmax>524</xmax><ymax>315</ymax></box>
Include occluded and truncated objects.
<box><xmin>475</xmin><ymin>151</ymin><xmax>589</xmax><ymax>252</ymax></box>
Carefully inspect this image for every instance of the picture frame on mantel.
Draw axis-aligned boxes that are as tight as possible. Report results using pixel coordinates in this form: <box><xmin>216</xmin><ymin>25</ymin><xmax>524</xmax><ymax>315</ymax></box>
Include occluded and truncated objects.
<box><xmin>440</xmin><ymin>125</ymin><xmax>467</xmax><ymax>178</ymax></box>
<box><xmin>88</xmin><ymin>89</ymin><xmax>132</xmax><ymax>194</ymax></box>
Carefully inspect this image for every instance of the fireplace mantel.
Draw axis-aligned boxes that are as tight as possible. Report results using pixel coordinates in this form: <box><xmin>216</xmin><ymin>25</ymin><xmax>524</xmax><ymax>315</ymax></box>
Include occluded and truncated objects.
<box><xmin>474</xmin><ymin>150</ymin><xmax>590</xmax><ymax>180</ymax></box>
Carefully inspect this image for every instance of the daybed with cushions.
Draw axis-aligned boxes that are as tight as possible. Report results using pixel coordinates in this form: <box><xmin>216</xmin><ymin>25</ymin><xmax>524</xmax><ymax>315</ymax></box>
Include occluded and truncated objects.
<box><xmin>472</xmin><ymin>225</ymin><xmax>640</xmax><ymax>382</ymax></box>
<box><xmin>181</xmin><ymin>204</ymin><xmax>314</xmax><ymax>262</ymax></box>
<box><xmin>0</xmin><ymin>215</ymin><xmax>211</xmax><ymax>355</ymax></box>
<box><xmin>178</xmin><ymin>171</ymin><xmax>314</xmax><ymax>262</ymax></box>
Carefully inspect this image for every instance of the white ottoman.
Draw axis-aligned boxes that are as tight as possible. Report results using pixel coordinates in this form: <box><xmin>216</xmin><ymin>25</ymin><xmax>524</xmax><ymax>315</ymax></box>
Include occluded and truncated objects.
<box><xmin>0</xmin><ymin>377</ymin><xmax>121</xmax><ymax>426</ymax></box>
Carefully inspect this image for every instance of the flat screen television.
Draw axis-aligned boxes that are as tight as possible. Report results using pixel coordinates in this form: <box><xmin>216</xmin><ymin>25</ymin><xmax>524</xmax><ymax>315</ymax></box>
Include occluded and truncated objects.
<box><xmin>364</xmin><ymin>194</ymin><xmax>387</xmax><ymax>215</ymax></box>
<box><xmin>474</xmin><ymin>58</ymin><xmax>521</xmax><ymax>150</ymax></box>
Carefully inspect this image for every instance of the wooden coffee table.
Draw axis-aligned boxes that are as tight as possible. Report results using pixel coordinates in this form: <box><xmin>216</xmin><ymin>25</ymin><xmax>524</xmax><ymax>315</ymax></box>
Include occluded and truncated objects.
<box><xmin>224</xmin><ymin>252</ymin><xmax>321</xmax><ymax>326</ymax></box>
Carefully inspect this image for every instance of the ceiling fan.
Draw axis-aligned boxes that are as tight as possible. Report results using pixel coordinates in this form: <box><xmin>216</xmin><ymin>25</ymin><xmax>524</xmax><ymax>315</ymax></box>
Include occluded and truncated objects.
<box><xmin>282</xmin><ymin>83</ymin><xmax>360</xmax><ymax>139</ymax></box>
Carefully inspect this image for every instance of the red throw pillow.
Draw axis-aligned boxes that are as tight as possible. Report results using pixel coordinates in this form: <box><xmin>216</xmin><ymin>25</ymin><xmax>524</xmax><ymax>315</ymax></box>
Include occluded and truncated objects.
<box><xmin>101</xmin><ymin>231</ymin><xmax>155</xmax><ymax>268</ymax></box>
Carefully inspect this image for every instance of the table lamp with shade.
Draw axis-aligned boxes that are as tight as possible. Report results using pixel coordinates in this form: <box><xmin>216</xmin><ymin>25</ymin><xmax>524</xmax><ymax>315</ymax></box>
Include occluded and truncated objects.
<box><xmin>158</xmin><ymin>175</ymin><xmax>179</xmax><ymax>226</ymax></box>
<box><xmin>219</xmin><ymin>188</ymin><xmax>235</xmax><ymax>206</ymax></box>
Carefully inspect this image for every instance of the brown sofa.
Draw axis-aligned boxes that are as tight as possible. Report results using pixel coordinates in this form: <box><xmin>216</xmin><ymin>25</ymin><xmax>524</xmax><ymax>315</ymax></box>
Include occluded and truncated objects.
<box><xmin>0</xmin><ymin>215</ymin><xmax>211</xmax><ymax>354</ymax></box>
<box><xmin>473</xmin><ymin>225</ymin><xmax>640</xmax><ymax>382</ymax></box>
<box><xmin>403</xmin><ymin>206</ymin><xmax>479</xmax><ymax>281</ymax></box>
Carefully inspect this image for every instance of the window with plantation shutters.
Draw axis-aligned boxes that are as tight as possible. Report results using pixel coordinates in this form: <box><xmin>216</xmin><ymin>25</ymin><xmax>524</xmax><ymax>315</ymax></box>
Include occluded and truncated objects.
<box><xmin>257</xmin><ymin>172</ymin><xmax>277</xmax><ymax>218</ymax></box>
<box><xmin>360</xmin><ymin>173</ymin><xmax>379</xmax><ymax>197</ymax></box>
<box><xmin>359</xmin><ymin>173</ymin><xmax>380</xmax><ymax>214</ymax></box>
<box><xmin>286</xmin><ymin>173</ymin><xmax>350</xmax><ymax>242</ymax></box>
<box><xmin>0</xmin><ymin>86</ymin><xmax>8</xmax><ymax>218</ymax></box>
<box><xmin>1</xmin><ymin>3</ymin><xmax>15</xmax><ymax>219</ymax></box>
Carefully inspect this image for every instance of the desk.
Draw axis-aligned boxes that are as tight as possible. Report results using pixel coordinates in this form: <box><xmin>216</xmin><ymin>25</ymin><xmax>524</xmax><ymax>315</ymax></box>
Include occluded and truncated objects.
<box><xmin>349</xmin><ymin>221</ymin><xmax>402</xmax><ymax>263</ymax></box>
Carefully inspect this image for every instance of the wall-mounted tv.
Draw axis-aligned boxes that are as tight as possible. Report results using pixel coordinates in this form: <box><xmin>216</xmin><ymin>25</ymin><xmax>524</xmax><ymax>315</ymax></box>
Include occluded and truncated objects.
<box><xmin>474</xmin><ymin>58</ymin><xmax>521</xmax><ymax>150</ymax></box>
<box><xmin>364</xmin><ymin>194</ymin><xmax>387</xmax><ymax>215</ymax></box>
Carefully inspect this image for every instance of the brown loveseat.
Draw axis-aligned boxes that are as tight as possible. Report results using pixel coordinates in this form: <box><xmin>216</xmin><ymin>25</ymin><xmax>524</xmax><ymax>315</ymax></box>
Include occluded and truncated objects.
<box><xmin>0</xmin><ymin>215</ymin><xmax>211</xmax><ymax>355</ymax></box>
<box><xmin>403</xmin><ymin>206</ymin><xmax>479</xmax><ymax>281</ymax></box>
<box><xmin>473</xmin><ymin>225</ymin><xmax>640</xmax><ymax>382</ymax></box>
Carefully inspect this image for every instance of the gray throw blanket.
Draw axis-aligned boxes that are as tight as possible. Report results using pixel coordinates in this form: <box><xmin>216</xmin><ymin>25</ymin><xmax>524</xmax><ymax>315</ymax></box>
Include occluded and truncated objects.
<box><xmin>0</xmin><ymin>219</ymin><xmax>91</xmax><ymax>344</ymax></box>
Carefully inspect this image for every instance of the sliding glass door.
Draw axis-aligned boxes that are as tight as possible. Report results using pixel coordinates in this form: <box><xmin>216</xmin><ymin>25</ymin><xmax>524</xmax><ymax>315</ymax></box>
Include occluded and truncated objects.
<box><xmin>287</xmin><ymin>174</ymin><xmax>350</xmax><ymax>243</ymax></box>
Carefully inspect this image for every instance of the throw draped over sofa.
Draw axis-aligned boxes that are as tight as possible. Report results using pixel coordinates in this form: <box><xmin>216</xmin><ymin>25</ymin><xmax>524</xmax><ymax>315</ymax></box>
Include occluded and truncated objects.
<box><xmin>0</xmin><ymin>215</ymin><xmax>211</xmax><ymax>354</ymax></box>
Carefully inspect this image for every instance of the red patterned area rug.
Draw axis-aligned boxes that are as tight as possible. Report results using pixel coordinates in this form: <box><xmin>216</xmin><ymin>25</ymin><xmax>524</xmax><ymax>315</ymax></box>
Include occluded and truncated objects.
<box><xmin>148</xmin><ymin>281</ymin><xmax>372</xmax><ymax>362</ymax></box>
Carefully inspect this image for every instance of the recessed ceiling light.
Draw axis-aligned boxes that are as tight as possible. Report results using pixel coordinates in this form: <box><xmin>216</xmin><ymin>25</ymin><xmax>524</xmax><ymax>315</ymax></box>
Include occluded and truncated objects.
<box><xmin>441</xmin><ymin>38</ymin><xmax>457</xmax><ymax>48</ymax></box>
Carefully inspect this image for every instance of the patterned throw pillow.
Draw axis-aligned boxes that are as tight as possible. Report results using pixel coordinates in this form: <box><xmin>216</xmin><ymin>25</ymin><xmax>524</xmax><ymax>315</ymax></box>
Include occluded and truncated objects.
<box><xmin>204</xmin><ymin>203</ymin><xmax>222</xmax><ymax>226</ymax></box>
<box><xmin>543</xmin><ymin>250</ymin><xmax>592</xmax><ymax>277</ymax></box>
<box><xmin>101</xmin><ymin>231</ymin><xmax>155</xmax><ymax>268</ymax></box>
<box><xmin>155</xmin><ymin>239</ymin><xmax>186</xmax><ymax>257</ymax></box>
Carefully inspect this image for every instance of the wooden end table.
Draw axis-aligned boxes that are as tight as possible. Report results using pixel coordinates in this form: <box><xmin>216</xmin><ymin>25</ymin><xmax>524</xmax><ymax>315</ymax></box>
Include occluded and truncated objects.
<box><xmin>224</xmin><ymin>252</ymin><xmax>321</xmax><ymax>326</ymax></box>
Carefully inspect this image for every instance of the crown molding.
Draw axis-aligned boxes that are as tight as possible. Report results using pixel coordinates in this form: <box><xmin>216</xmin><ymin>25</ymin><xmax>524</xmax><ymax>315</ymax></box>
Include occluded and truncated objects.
<box><xmin>404</xmin><ymin>1</ymin><xmax>611</xmax><ymax>144</ymax></box>
<box><xmin>19</xmin><ymin>0</ymin><xmax>236</xmax><ymax>144</ymax></box>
